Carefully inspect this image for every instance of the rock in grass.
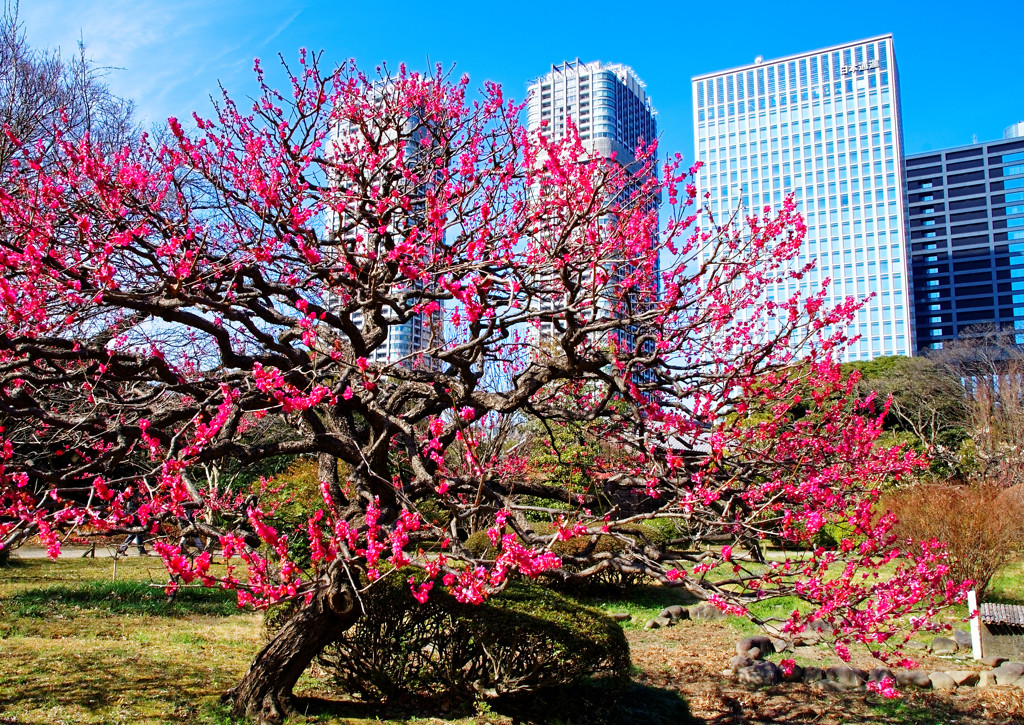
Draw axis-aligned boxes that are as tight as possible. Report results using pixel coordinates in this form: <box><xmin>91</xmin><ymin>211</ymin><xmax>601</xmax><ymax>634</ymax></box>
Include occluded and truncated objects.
<box><xmin>658</xmin><ymin>604</ymin><xmax>689</xmax><ymax>622</ymax></box>
<box><xmin>979</xmin><ymin>656</ymin><xmax>1006</xmax><ymax>668</ymax></box>
<box><xmin>688</xmin><ymin>603</ymin><xmax>727</xmax><ymax>621</ymax></box>
<box><xmin>737</xmin><ymin>661</ymin><xmax>780</xmax><ymax>688</ymax></box>
<box><xmin>608</xmin><ymin>612</ymin><xmax>631</xmax><ymax>622</ymax></box>
<box><xmin>894</xmin><ymin>669</ymin><xmax>932</xmax><ymax>689</ymax></box>
<box><xmin>825</xmin><ymin>665</ymin><xmax>868</xmax><ymax>689</ymax></box>
<box><xmin>868</xmin><ymin>667</ymin><xmax>895</xmax><ymax>683</ymax></box>
<box><xmin>929</xmin><ymin>672</ymin><xmax>957</xmax><ymax>691</ymax></box>
<box><xmin>802</xmin><ymin>666</ymin><xmax>825</xmax><ymax>684</ymax></box>
<box><xmin>949</xmin><ymin>671</ymin><xmax>979</xmax><ymax>687</ymax></box>
<box><xmin>931</xmin><ymin>637</ymin><xmax>958</xmax><ymax>655</ymax></box>
<box><xmin>808</xmin><ymin>618</ymin><xmax>834</xmax><ymax>635</ymax></box>
<box><xmin>644</xmin><ymin>616</ymin><xmax>673</xmax><ymax>629</ymax></box>
<box><xmin>993</xmin><ymin>662</ymin><xmax>1024</xmax><ymax>685</ymax></box>
<box><xmin>953</xmin><ymin>630</ymin><xmax>972</xmax><ymax>649</ymax></box>
<box><xmin>736</xmin><ymin>635</ymin><xmax>775</xmax><ymax>658</ymax></box>
<box><xmin>978</xmin><ymin>671</ymin><xmax>996</xmax><ymax>687</ymax></box>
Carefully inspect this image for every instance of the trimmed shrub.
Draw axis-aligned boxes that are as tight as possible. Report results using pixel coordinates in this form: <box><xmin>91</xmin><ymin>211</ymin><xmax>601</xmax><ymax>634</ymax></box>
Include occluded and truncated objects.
<box><xmin>316</xmin><ymin>576</ymin><xmax>630</xmax><ymax>703</ymax></box>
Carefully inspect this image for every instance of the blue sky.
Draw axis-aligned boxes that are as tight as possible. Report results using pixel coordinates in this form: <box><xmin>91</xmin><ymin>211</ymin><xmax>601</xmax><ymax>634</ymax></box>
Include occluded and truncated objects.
<box><xmin>21</xmin><ymin>0</ymin><xmax>1024</xmax><ymax>163</ymax></box>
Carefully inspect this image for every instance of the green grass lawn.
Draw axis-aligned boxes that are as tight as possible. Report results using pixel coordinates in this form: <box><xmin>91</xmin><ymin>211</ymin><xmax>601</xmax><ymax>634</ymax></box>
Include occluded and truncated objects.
<box><xmin>0</xmin><ymin>557</ymin><xmax>262</xmax><ymax>725</ymax></box>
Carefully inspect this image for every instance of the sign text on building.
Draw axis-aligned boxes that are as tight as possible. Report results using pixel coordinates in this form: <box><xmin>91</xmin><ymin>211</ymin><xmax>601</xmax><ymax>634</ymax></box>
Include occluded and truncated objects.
<box><xmin>840</xmin><ymin>59</ymin><xmax>880</xmax><ymax>75</ymax></box>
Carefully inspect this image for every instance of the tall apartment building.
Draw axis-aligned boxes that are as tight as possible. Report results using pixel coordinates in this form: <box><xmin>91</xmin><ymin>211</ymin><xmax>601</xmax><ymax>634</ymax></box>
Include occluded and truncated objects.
<box><xmin>526</xmin><ymin>59</ymin><xmax>656</xmax><ymax>168</ymax></box>
<box><xmin>692</xmin><ymin>36</ymin><xmax>913</xmax><ymax>361</ymax></box>
<box><xmin>905</xmin><ymin>130</ymin><xmax>1024</xmax><ymax>350</ymax></box>
<box><xmin>525</xmin><ymin>60</ymin><xmax>660</xmax><ymax>355</ymax></box>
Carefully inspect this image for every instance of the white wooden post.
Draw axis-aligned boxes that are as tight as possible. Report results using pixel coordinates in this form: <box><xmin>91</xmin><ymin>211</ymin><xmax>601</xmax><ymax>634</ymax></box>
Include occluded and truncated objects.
<box><xmin>967</xmin><ymin>589</ymin><xmax>982</xmax><ymax>660</ymax></box>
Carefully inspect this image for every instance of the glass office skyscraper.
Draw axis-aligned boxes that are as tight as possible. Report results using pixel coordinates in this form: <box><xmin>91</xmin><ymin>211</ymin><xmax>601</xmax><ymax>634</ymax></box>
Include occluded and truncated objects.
<box><xmin>906</xmin><ymin>131</ymin><xmax>1024</xmax><ymax>350</ymax></box>
<box><xmin>692</xmin><ymin>36</ymin><xmax>913</xmax><ymax>361</ymax></box>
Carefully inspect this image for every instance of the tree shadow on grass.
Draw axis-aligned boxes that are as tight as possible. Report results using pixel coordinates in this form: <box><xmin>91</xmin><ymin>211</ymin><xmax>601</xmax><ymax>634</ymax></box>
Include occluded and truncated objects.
<box><xmin>10</xmin><ymin>580</ymin><xmax>239</xmax><ymax>617</ymax></box>
<box><xmin>291</xmin><ymin>681</ymin><xmax>697</xmax><ymax>725</ymax></box>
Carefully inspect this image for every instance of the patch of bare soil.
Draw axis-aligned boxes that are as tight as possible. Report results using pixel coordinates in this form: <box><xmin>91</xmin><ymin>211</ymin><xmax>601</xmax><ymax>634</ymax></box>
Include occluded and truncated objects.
<box><xmin>627</xmin><ymin>619</ymin><xmax>1024</xmax><ymax>725</ymax></box>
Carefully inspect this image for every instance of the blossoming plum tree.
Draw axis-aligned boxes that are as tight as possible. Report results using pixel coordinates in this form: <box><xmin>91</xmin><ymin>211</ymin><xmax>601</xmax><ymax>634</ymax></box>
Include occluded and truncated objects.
<box><xmin>0</xmin><ymin>54</ymin><xmax>965</xmax><ymax>722</ymax></box>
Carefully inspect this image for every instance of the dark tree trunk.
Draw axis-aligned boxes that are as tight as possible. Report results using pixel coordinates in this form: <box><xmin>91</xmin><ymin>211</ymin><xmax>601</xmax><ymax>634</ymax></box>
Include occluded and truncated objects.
<box><xmin>0</xmin><ymin>527</ymin><xmax>31</xmax><ymax>565</ymax></box>
<box><xmin>318</xmin><ymin>452</ymin><xmax>344</xmax><ymax>506</ymax></box>
<box><xmin>228</xmin><ymin>566</ymin><xmax>359</xmax><ymax>724</ymax></box>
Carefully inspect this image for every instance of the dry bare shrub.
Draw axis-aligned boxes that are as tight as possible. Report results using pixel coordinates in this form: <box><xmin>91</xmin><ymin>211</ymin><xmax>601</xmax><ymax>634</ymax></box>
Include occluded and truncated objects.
<box><xmin>885</xmin><ymin>483</ymin><xmax>1024</xmax><ymax>597</ymax></box>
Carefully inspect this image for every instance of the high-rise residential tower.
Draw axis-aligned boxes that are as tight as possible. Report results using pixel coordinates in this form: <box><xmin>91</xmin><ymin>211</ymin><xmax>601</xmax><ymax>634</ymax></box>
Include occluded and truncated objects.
<box><xmin>905</xmin><ymin>129</ymin><xmax>1024</xmax><ymax>350</ymax></box>
<box><xmin>525</xmin><ymin>61</ymin><xmax>659</xmax><ymax>355</ymax></box>
<box><xmin>328</xmin><ymin>88</ymin><xmax>443</xmax><ymax>369</ymax></box>
<box><xmin>526</xmin><ymin>59</ymin><xmax>656</xmax><ymax>167</ymax></box>
<box><xmin>692</xmin><ymin>36</ymin><xmax>913</xmax><ymax>361</ymax></box>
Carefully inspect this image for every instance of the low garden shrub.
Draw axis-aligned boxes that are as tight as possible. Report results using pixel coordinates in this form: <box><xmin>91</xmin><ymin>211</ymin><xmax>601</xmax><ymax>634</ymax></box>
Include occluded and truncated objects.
<box><xmin>314</xmin><ymin>575</ymin><xmax>630</xmax><ymax>703</ymax></box>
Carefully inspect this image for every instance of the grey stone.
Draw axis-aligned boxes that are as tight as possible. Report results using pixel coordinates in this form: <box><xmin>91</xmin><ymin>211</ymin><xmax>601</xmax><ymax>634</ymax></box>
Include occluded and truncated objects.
<box><xmin>905</xmin><ymin>641</ymin><xmax>929</xmax><ymax>651</ymax></box>
<box><xmin>747</xmin><ymin>647</ymin><xmax>763</xmax><ymax>661</ymax></box>
<box><xmin>808</xmin><ymin>618</ymin><xmax>834</xmax><ymax>635</ymax></box>
<box><xmin>949</xmin><ymin>670</ymin><xmax>979</xmax><ymax>687</ymax></box>
<box><xmin>980</xmin><ymin>656</ymin><xmax>1007</xmax><ymax>668</ymax></box>
<box><xmin>608</xmin><ymin>612</ymin><xmax>631</xmax><ymax>622</ymax></box>
<box><xmin>1015</xmin><ymin>676</ymin><xmax>1024</xmax><ymax>691</ymax></box>
<box><xmin>737</xmin><ymin>660</ymin><xmax>780</xmax><ymax>688</ymax></box>
<box><xmin>931</xmin><ymin>637</ymin><xmax>959</xmax><ymax>655</ymax></box>
<box><xmin>978</xmin><ymin>671</ymin><xmax>997</xmax><ymax>688</ymax></box>
<box><xmin>729</xmin><ymin>655</ymin><xmax>755</xmax><ymax>674</ymax></box>
<box><xmin>658</xmin><ymin>604</ymin><xmax>689</xmax><ymax>622</ymax></box>
<box><xmin>737</xmin><ymin>635</ymin><xmax>775</xmax><ymax>657</ymax></box>
<box><xmin>929</xmin><ymin>672</ymin><xmax>957</xmax><ymax>691</ymax></box>
<box><xmin>953</xmin><ymin>629</ymin><xmax>973</xmax><ymax>649</ymax></box>
<box><xmin>812</xmin><ymin>679</ymin><xmax>850</xmax><ymax>692</ymax></box>
<box><xmin>993</xmin><ymin>662</ymin><xmax>1024</xmax><ymax>685</ymax></box>
<box><xmin>826</xmin><ymin>665</ymin><xmax>868</xmax><ymax>689</ymax></box>
<box><xmin>689</xmin><ymin>603</ymin><xmax>727</xmax><ymax>621</ymax></box>
<box><xmin>792</xmin><ymin>631</ymin><xmax>822</xmax><ymax>646</ymax></box>
<box><xmin>894</xmin><ymin>669</ymin><xmax>932</xmax><ymax>689</ymax></box>
<box><xmin>644</xmin><ymin>617</ymin><xmax>671</xmax><ymax>629</ymax></box>
<box><xmin>802</xmin><ymin>666</ymin><xmax>825</xmax><ymax>683</ymax></box>
<box><xmin>868</xmin><ymin>667</ymin><xmax>895</xmax><ymax>683</ymax></box>
<box><xmin>771</xmin><ymin>637</ymin><xmax>791</xmax><ymax>653</ymax></box>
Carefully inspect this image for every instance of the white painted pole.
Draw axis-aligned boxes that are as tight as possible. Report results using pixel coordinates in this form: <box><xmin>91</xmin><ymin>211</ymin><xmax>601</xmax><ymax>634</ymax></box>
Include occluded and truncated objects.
<box><xmin>967</xmin><ymin>589</ymin><xmax>982</xmax><ymax>660</ymax></box>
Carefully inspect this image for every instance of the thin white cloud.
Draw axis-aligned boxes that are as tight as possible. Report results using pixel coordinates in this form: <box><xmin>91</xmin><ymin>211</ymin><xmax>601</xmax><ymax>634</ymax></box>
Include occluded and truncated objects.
<box><xmin>18</xmin><ymin>1</ymin><xmax>306</xmax><ymax>125</ymax></box>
